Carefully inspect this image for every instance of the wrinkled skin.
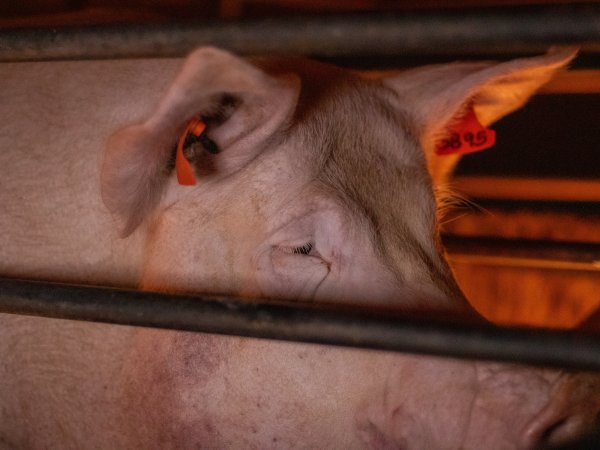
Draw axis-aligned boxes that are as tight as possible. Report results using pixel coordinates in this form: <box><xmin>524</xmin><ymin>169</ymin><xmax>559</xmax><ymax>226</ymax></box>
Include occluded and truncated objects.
<box><xmin>1</xmin><ymin>48</ymin><xmax>598</xmax><ymax>449</ymax></box>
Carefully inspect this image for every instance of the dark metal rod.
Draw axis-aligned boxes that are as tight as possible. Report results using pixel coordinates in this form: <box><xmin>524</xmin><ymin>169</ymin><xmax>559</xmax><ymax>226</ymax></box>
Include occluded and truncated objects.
<box><xmin>443</xmin><ymin>235</ymin><xmax>600</xmax><ymax>272</ymax></box>
<box><xmin>1</xmin><ymin>277</ymin><xmax>599</xmax><ymax>370</ymax></box>
<box><xmin>1</xmin><ymin>5</ymin><xmax>599</xmax><ymax>62</ymax></box>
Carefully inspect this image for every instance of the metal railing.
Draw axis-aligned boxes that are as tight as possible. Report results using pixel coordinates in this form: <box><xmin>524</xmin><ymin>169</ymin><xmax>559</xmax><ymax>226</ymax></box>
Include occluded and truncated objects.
<box><xmin>0</xmin><ymin>4</ymin><xmax>599</xmax><ymax>62</ymax></box>
<box><xmin>1</xmin><ymin>277</ymin><xmax>599</xmax><ymax>371</ymax></box>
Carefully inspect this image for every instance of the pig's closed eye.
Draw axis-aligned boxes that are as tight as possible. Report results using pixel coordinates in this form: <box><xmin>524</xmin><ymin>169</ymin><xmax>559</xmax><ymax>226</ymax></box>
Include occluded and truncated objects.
<box><xmin>256</xmin><ymin>235</ymin><xmax>330</xmax><ymax>300</ymax></box>
<box><xmin>278</xmin><ymin>241</ymin><xmax>319</xmax><ymax>257</ymax></box>
<box><xmin>292</xmin><ymin>242</ymin><xmax>314</xmax><ymax>255</ymax></box>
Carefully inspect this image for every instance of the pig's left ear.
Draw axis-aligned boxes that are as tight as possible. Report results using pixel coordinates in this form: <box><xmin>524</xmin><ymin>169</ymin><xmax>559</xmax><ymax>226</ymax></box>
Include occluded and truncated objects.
<box><xmin>382</xmin><ymin>47</ymin><xmax>577</xmax><ymax>183</ymax></box>
<box><xmin>102</xmin><ymin>47</ymin><xmax>300</xmax><ymax>236</ymax></box>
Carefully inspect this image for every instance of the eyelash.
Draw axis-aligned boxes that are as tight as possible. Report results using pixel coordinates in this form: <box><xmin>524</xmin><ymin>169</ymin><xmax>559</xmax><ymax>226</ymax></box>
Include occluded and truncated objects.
<box><xmin>292</xmin><ymin>242</ymin><xmax>313</xmax><ymax>255</ymax></box>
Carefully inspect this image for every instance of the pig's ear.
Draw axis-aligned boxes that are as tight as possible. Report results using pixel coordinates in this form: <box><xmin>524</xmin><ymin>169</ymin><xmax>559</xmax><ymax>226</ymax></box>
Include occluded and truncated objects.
<box><xmin>382</xmin><ymin>47</ymin><xmax>577</xmax><ymax>183</ymax></box>
<box><xmin>102</xmin><ymin>47</ymin><xmax>300</xmax><ymax>236</ymax></box>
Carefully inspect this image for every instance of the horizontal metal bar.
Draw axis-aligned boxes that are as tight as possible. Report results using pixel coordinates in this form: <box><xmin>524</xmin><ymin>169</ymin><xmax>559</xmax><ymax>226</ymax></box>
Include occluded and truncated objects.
<box><xmin>443</xmin><ymin>236</ymin><xmax>600</xmax><ymax>272</ymax></box>
<box><xmin>1</xmin><ymin>277</ymin><xmax>599</xmax><ymax>371</ymax></box>
<box><xmin>452</xmin><ymin>176</ymin><xmax>600</xmax><ymax>202</ymax></box>
<box><xmin>0</xmin><ymin>5</ymin><xmax>599</xmax><ymax>62</ymax></box>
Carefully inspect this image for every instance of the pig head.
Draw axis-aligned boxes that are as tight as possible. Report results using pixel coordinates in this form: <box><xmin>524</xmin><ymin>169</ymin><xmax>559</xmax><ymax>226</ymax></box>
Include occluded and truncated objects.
<box><xmin>98</xmin><ymin>48</ymin><xmax>599</xmax><ymax>449</ymax></box>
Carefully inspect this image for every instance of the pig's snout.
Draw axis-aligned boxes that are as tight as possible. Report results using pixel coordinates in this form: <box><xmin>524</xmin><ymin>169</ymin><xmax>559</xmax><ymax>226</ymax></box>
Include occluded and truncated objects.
<box><xmin>521</xmin><ymin>373</ymin><xmax>600</xmax><ymax>449</ymax></box>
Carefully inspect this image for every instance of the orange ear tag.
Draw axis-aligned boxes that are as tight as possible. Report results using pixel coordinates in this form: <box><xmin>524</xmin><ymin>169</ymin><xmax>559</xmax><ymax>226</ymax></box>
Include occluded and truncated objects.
<box><xmin>435</xmin><ymin>107</ymin><xmax>496</xmax><ymax>156</ymax></box>
<box><xmin>175</xmin><ymin>118</ymin><xmax>206</xmax><ymax>186</ymax></box>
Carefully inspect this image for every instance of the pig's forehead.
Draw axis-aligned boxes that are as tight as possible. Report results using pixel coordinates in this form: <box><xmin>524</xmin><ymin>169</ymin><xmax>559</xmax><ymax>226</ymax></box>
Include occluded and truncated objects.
<box><xmin>272</xmin><ymin>60</ymin><xmax>438</xmax><ymax>274</ymax></box>
<box><xmin>282</xmin><ymin>61</ymin><xmax>432</xmax><ymax>221</ymax></box>
<box><xmin>279</xmin><ymin>58</ymin><xmax>424</xmax><ymax>181</ymax></box>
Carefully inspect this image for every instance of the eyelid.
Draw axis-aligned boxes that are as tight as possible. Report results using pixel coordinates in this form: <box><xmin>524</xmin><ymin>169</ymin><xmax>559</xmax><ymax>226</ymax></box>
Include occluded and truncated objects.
<box><xmin>275</xmin><ymin>241</ymin><xmax>320</xmax><ymax>258</ymax></box>
<box><xmin>292</xmin><ymin>242</ymin><xmax>313</xmax><ymax>255</ymax></box>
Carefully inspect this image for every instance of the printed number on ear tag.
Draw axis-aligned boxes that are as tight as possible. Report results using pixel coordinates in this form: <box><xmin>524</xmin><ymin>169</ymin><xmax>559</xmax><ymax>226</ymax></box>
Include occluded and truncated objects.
<box><xmin>435</xmin><ymin>107</ymin><xmax>496</xmax><ymax>156</ymax></box>
<box><xmin>176</xmin><ymin>118</ymin><xmax>206</xmax><ymax>186</ymax></box>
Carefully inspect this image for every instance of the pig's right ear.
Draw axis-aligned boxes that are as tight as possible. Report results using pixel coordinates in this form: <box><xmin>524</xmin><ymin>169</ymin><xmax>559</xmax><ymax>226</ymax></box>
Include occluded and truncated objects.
<box><xmin>382</xmin><ymin>47</ymin><xmax>577</xmax><ymax>183</ymax></box>
<box><xmin>101</xmin><ymin>47</ymin><xmax>300</xmax><ymax>236</ymax></box>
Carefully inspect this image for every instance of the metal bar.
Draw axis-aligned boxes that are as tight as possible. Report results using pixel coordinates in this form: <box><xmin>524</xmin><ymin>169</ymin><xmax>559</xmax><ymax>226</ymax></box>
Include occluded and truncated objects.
<box><xmin>1</xmin><ymin>5</ymin><xmax>599</xmax><ymax>62</ymax></box>
<box><xmin>451</xmin><ymin>176</ymin><xmax>600</xmax><ymax>202</ymax></box>
<box><xmin>443</xmin><ymin>236</ymin><xmax>600</xmax><ymax>272</ymax></box>
<box><xmin>1</xmin><ymin>277</ymin><xmax>599</xmax><ymax>371</ymax></box>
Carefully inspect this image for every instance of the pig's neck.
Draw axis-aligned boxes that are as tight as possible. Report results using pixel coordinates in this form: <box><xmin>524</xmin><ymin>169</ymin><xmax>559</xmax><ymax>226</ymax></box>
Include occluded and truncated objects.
<box><xmin>0</xmin><ymin>59</ymin><xmax>183</xmax><ymax>287</ymax></box>
<box><xmin>0</xmin><ymin>136</ymin><xmax>145</xmax><ymax>287</ymax></box>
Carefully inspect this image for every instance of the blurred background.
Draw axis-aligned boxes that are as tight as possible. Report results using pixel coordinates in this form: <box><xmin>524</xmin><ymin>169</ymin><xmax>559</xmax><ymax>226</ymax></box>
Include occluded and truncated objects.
<box><xmin>1</xmin><ymin>0</ymin><xmax>599</xmax><ymax>329</ymax></box>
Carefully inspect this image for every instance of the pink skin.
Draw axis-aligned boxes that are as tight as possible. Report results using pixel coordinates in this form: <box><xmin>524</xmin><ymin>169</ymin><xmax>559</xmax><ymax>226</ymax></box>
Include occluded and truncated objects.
<box><xmin>125</xmin><ymin>49</ymin><xmax>597</xmax><ymax>448</ymax></box>
<box><xmin>127</xmin><ymin>118</ymin><xmax>596</xmax><ymax>449</ymax></box>
<box><xmin>120</xmin><ymin>331</ymin><xmax>570</xmax><ymax>449</ymax></box>
<box><xmin>143</xmin><ymin>164</ymin><xmax>411</xmax><ymax>306</ymax></box>
<box><xmin>0</xmin><ymin>48</ymin><xmax>598</xmax><ymax>449</ymax></box>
